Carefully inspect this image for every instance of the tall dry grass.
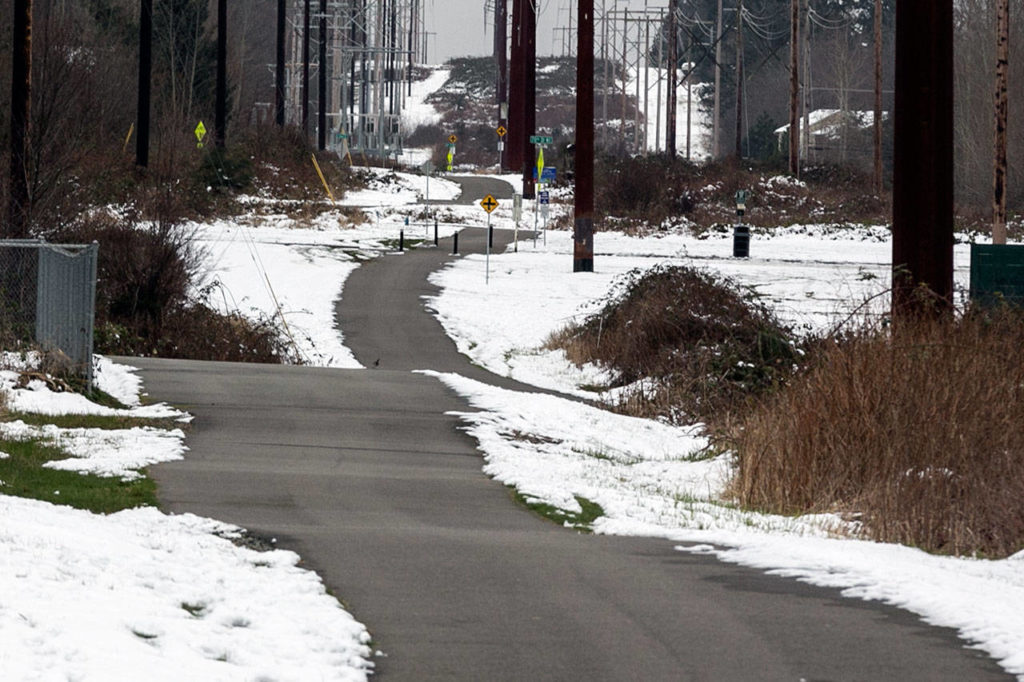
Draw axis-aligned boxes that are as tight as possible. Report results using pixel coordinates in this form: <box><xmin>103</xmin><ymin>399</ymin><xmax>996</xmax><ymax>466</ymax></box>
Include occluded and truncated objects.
<box><xmin>732</xmin><ymin>310</ymin><xmax>1024</xmax><ymax>557</ymax></box>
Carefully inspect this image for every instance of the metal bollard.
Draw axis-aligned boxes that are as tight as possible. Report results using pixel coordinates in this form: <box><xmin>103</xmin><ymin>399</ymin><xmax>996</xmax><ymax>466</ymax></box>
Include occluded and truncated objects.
<box><xmin>452</xmin><ymin>232</ymin><xmax>459</xmax><ymax>255</ymax></box>
<box><xmin>399</xmin><ymin>229</ymin><xmax>404</xmax><ymax>252</ymax></box>
<box><xmin>434</xmin><ymin>219</ymin><xmax>438</xmax><ymax>246</ymax></box>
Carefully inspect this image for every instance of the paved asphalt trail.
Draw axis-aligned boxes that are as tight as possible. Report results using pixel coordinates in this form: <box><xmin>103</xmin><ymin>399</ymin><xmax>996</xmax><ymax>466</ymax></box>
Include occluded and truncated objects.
<box><xmin>132</xmin><ymin>176</ymin><xmax>1008</xmax><ymax>680</ymax></box>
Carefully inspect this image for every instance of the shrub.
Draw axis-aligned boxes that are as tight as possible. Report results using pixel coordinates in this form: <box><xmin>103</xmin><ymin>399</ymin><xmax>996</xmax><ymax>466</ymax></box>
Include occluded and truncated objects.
<box><xmin>52</xmin><ymin>212</ymin><xmax>295</xmax><ymax>364</ymax></box>
<box><xmin>550</xmin><ymin>264</ymin><xmax>800</xmax><ymax>423</ymax></box>
<box><xmin>732</xmin><ymin>309</ymin><xmax>1024</xmax><ymax>557</ymax></box>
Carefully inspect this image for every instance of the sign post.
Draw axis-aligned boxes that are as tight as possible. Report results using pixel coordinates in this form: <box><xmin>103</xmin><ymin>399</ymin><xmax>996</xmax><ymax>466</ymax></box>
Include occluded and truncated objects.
<box><xmin>480</xmin><ymin>194</ymin><xmax>499</xmax><ymax>283</ymax></box>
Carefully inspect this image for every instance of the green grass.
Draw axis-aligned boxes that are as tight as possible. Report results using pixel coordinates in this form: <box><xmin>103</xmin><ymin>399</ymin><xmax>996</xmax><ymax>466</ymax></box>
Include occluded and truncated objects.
<box><xmin>514</xmin><ymin>490</ymin><xmax>605</xmax><ymax>532</ymax></box>
<box><xmin>0</xmin><ymin>437</ymin><xmax>157</xmax><ymax>513</ymax></box>
<box><xmin>3</xmin><ymin>411</ymin><xmax>182</xmax><ymax>432</ymax></box>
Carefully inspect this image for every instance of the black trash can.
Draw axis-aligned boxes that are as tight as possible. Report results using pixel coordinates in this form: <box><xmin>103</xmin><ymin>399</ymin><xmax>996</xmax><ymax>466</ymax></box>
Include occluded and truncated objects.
<box><xmin>733</xmin><ymin>225</ymin><xmax>750</xmax><ymax>258</ymax></box>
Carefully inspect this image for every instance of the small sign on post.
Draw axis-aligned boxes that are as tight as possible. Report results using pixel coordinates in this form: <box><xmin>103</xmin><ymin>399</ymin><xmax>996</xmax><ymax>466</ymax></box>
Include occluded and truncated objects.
<box><xmin>538</xmin><ymin>191</ymin><xmax>550</xmax><ymax>205</ymax></box>
<box><xmin>480</xmin><ymin>194</ymin><xmax>499</xmax><ymax>284</ymax></box>
<box><xmin>496</xmin><ymin>125</ymin><xmax>507</xmax><ymax>138</ymax></box>
<box><xmin>194</xmin><ymin>121</ymin><xmax>207</xmax><ymax>149</ymax></box>
<box><xmin>529</xmin><ymin>135</ymin><xmax>553</xmax><ymax>145</ymax></box>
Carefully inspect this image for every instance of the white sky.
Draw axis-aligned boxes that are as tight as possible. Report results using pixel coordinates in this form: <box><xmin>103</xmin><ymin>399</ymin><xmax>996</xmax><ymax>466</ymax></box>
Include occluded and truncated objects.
<box><xmin>425</xmin><ymin>0</ymin><xmax>657</xmax><ymax>64</ymax></box>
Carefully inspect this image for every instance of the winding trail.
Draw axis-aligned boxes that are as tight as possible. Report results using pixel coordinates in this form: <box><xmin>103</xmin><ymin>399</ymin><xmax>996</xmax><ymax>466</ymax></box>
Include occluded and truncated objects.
<box><xmin>131</xmin><ymin>175</ymin><xmax>1009</xmax><ymax>681</ymax></box>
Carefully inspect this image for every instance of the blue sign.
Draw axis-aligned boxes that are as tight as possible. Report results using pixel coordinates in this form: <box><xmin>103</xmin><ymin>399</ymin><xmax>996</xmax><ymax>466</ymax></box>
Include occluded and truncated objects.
<box><xmin>539</xmin><ymin>191</ymin><xmax>550</xmax><ymax>205</ymax></box>
<box><xmin>540</xmin><ymin>166</ymin><xmax>557</xmax><ymax>183</ymax></box>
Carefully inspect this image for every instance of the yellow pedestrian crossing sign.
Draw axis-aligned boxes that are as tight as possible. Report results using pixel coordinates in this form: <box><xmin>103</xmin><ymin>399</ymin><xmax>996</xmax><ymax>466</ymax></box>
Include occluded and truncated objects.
<box><xmin>480</xmin><ymin>194</ymin><xmax>499</xmax><ymax>214</ymax></box>
<box><xmin>194</xmin><ymin>121</ymin><xmax>207</xmax><ymax>148</ymax></box>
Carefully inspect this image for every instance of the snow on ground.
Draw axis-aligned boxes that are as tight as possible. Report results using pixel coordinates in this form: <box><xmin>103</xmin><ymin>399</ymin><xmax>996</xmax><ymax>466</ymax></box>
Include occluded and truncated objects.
<box><xmin>427</xmin><ymin>224</ymin><xmax>973</xmax><ymax>397</ymax></box>
<box><xmin>402</xmin><ymin>66</ymin><xmax>451</xmax><ymax>130</ymax></box>
<box><xmin>0</xmin><ymin>360</ymin><xmax>373</xmax><ymax>681</ymax></box>
<box><xmin>341</xmin><ymin>166</ymin><xmax>462</xmax><ymax>206</ymax></box>
<box><xmin>421</xmin><ymin>225</ymin><xmax>1024</xmax><ymax>678</ymax></box>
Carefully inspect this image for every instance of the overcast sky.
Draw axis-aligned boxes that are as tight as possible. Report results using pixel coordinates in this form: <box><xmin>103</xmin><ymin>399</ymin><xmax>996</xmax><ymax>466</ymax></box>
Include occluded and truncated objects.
<box><xmin>424</xmin><ymin>0</ymin><xmax>654</xmax><ymax>65</ymax></box>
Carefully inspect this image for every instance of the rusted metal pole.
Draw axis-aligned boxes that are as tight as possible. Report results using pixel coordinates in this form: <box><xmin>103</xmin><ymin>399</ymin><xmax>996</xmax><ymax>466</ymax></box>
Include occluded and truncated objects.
<box><xmin>575</xmin><ymin>0</ymin><xmax>594</xmax><ymax>273</ymax></box>
<box><xmin>993</xmin><ymin>0</ymin><xmax>1009</xmax><ymax>244</ymax></box>
<box><xmin>8</xmin><ymin>0</ymin><xmax>32</xmax><ymax>236</ymax></box>
<box><xmin>892</xmin><ymin>0</ymin><xmax>954</xmax><ymax>316</ymax></box>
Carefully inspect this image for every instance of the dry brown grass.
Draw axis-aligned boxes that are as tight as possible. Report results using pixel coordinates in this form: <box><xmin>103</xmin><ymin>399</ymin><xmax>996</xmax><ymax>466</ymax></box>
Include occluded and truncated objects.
<box><xmin>731</xmin><ymin>309</ymin><xmax>1024</xmax><ymax>557</ymax></box>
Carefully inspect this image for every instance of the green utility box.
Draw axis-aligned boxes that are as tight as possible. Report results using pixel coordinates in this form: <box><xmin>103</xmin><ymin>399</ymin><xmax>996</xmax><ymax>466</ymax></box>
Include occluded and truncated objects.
<box><xmin>970</xmin><ymin>243</ymin><xmax>1024</xmax><ymax>306</ymax></box>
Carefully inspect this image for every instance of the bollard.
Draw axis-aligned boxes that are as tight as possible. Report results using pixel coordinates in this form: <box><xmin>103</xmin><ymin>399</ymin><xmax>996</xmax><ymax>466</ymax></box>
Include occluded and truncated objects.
<box><xmin>733</xmin><ymin>225</ymin><xmax>750</xmax><ymax>258</ymax></box>
<box><xmin>399</xmin><ymin>229</ymin><xmax>404</xmax><ymax>252</ymax></box>
<box><xmin>452</xmin><ymin>232</ymin><xmax>459</xmax><ymax>255</ymax></box>
<box><xmin>434</xmin><ymin>219</ymin><xmax>438</xmax><ymax>246</ymax></box>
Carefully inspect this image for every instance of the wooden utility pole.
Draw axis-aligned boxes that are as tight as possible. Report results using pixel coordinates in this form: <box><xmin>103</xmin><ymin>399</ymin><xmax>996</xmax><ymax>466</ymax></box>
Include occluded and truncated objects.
<box><xmin>522</xmin><ymin>0</ymin><xmax>537</xmax><ymax>199</ymax></box>
<box><xmin>496</xmin><ymin>0</ymin><xmax>508</xmax><ymax>169</ymax></box>
<box><xmin>318</xmin><ymin>0</ymin><xmax>327</xmax><ymax>150</ymax></box>
<box><xmin>873</xmin><ymin>0</ymin><xmax>883</xmax><ymax>194</ymax></box>
<box><xmin>574</xmin><ymin>0</ymin><xmax>595</xmax><ymax>273</ymax></box>
<box><xmin>713</xmin><ymin>0</ymin><xmax>723</xmax><ymax>158</ymax></box>
<box><xmin>892</xmin><ymin>0</ymin><xmax>954</xmax><ymax>315</ymax></box>
<box><xmin>667</xmin><ymin>2</ymin><xmax>677</xmax><ymax>157</ymax></box>
<box><xmin>993</xmin><ymin>0</ymin><xmax>1009</xmax><ymax>244</ymax></box>
<box><xmin>302</xmin><ymin>0</ymin><xmax>311</xmax><ymax>139</ymax></box>
<box><xmin>215</xmin><ymin>0</ymin><xmax>227</xmax><ymax>149</ymax></box>
<box><xmin>8</xmin><ymin>0</ymin><xmax>32</xmax><ymax>236</ymax></box>
<box><xmin>276</xmin><ymin>0</ymin><xmax>286</xmax><ymax>126</ymax></box>
<box><xmin>508</xmin><ymin>0</ymin><xmax>525</xmax><ymax>173</ymax></box>
<box><xmin>734</xmin><ymin>0</ymin><xmax>744</xmax><ymax>160</ymax></box>
<box><xmin>789</xmin><ymin>0</ymin><xmax>799</xmax><ymax>176</ymax></box>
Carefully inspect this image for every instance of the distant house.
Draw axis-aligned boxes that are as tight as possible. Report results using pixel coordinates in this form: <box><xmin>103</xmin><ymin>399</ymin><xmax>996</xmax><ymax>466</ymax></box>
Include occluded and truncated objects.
<box><xmin>774</xmin><ymin>109</ymin><xmax>888</xmax><ymax>162</ymax></box>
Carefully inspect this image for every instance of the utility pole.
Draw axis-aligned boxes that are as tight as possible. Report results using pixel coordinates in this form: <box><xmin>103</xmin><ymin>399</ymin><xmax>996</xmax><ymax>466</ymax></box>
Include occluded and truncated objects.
<box><xmin>215</xmin><ymin>0</ymin><xmax>227</xmax><ymax>149</ymax></box>
<box><xmin>318</xmin><ymin>0</ymin><xmax>327</xmax><ymax>150</ymax></box>
<box><xmin>8</xmin><ymin>0</ymin><xmax>32</xmax><ymax>236</ymax></box>
<box><xmin>685</xmin><ymin>28</ymin><xmax>692</xmax><ymax>159</ymax></box>
<box><xmin>872</xmin><ymin>0</ymin><xmax>883</xmax><ymax>194</ymax></box>
<box><xmin>522</xmin><ymin>0</ymin><xmax>537</xmax><ymax>200</ymax></box>
<box><xmin>789</xmin><ymin>0</ymin><xmax>799</xmax><ymax>176</ymax></box>
<box><xmin>496</xmin><ymin>0</ymin><xmax>508</xmax><ymax>169</ymax></box>
<box><xmin>302</xmin><ymin>0</ymin><xmax>311</xmax><ymax>139</ymax></box>
<box><xmin>666</xmin><ymin>1</ymin><xmax>677</xmax><ymax>157</ymax></box>
<box><xmin>892</xmin><ymin>0</ymin><xmax>954</xmax><ymax>316</ymax></box>
<box><xmin>508</xmin><ymin>0</ymin><xmax>525</xmax><ymax>173</ymax></box>
<box><xmin>993</xmin><ymin>0</ymin><xmax>1009</xmax><ymax>244</ymax></box>
<box><xmin>276</xmin><ymin>0</ymin><xmax>286</xmax><ymax>126</ymax></box>
<box><xmin>575</xmin><ymin>0</ymin><xmax>595</xmax><ymax>272</ymax></box>
<box><xmin>135</xmin><ymin>0</ymin><xmax>150</xmax><ymax>169</ymax></box>
<box><xmin>734</xmin><ymin>0</ymin><xmax>744</xmax><ymax>160</ymax></box>
<box><xmin>713</xmin><ymin>0</ymin><xmax>723</xmax><ymax>158</ymax></box>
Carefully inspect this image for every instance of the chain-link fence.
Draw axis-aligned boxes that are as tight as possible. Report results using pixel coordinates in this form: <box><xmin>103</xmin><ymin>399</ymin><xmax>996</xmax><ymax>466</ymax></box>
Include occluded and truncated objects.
<box><xmin>0</xmin><ymin>239</ymin><xmax>99</xmax><ymax>388</ymax></box>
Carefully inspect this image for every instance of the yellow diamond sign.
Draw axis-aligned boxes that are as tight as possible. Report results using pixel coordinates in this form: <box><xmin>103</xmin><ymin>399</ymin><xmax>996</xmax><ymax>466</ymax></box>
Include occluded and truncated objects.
<box><xmin>194</xmin><ymin>121</ymin><xmax>207</xmax><ymax>141</ymax></box>
<box><xmin>480</xmin><ymin>194</ymin><xmax>499</xmax><ymax>214</ymax></box>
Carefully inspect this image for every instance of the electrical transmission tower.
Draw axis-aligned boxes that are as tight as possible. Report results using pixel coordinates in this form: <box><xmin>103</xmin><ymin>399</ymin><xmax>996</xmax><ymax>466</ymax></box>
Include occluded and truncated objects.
<box><xmin>280</xmin><ymin>0</ymin><xmax>424</xmax><ymax>159</ymax></box>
